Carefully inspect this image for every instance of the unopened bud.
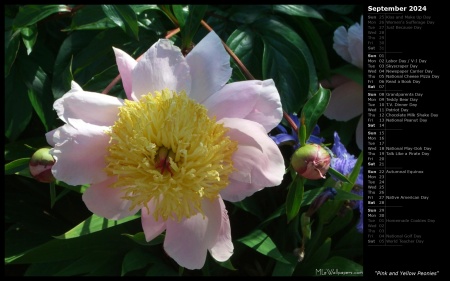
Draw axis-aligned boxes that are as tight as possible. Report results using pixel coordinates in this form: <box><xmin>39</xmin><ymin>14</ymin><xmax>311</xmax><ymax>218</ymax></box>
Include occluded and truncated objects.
<box><xmin>291</xmin><ymin>144</ymin><xmax>331</xmax><ymax>180</ymax></box>
<box><xmin>29</xmin><ymin>147</ymin><xmax>55</xmax><ymax>183</ymax></box>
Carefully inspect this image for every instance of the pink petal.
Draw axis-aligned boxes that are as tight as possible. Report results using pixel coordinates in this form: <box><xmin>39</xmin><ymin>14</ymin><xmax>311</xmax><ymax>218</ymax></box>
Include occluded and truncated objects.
<box><xmin>164</xmin><ymin>198</ymin><xmax>222</xmax><ymax>270</ymax></box>
<box><xmin>220</xmin><ymin>178</ymin><xmax>261</xmax><ymax>202</ymax></box>
<box><xmin>219</xmin><ymin>118</ymin><xmax>285</xmax><ymax>202</ymax></box>
<box><xmin>82</xmin><ymin>176</ymin><xmax>140</xmax><ymax>220</ymax></box>
<box><xmin>186</xmin><ymin>31</ymin><xmax>232</xmax><ymax>104</ymax></box>
<box><xmin>54</xmin><ymin>81</ymin><xmax>124</xmax><ymax>127</ymax></box>
<box><xmin>323</xmin><ymin>80</ymin><xmax>363</xmax><ymax>121</ymax></box>
<box><xmin>208</xmin><ymin>197</ymin><xmax>233</xmax><ymax>262</ymax></box>
<box><xmin>203</xmin><ymin>79</ymin><xmax>282</xmax><ymax>133</ymax></box>
<box><xmin>113</xmin><ymin>47</ymin><xmax>137</xmax><ymax>100</ymax></box>
<box><xmin>131</xmin><ymin>39</ymin><xmax>191</xmax><ymax>100</ymax></box>
<box><xmin>141</xmin><ymin>199</ymin><xmax>167</xmax><ymax>242</ymax></box>
<box><xmin>46</xmin><ymin>119</ymin><xmax>110</xmax><ymax>185</ymax></box>
<box><xmin>356</xmin><ymin>115</ymin><xmax>363</xmax><ymax>150</ymax></box>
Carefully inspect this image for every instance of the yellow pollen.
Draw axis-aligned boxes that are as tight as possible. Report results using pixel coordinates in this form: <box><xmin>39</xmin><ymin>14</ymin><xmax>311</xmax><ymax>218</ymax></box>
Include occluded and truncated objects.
<box><xmin>105</xmin><ymin>89</ymin><xmax>238</xmax><ymax>221</ymax></box>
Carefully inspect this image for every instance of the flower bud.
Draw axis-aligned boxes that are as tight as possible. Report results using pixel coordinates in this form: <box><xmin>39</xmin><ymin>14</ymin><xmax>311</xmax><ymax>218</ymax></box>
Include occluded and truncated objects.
<box><xmin>290</xmin><ymin>143</ymin><xmax>331</xmax><ymax>180</ymax></box>
<box><xmin>29</xmin><ymin>147</ymin><xmax>55</xmax><ymax>183</ymax></box>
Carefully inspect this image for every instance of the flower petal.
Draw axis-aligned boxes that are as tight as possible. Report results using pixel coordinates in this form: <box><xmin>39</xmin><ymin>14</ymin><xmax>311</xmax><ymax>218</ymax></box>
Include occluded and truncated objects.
<box><xmin>46</xmin><ymin>119</ymin><xmax>110</xmax><ymax>185</ymax></box>
<box><xmin>141</xmin><ymin>199</ymin><xmax>167</xmax><ymax>242</ymax></box>
<box><xmin>54</xmin><ymin>81</ymin><xmax>124</xmax><ymax>127</ymax></box>
<box><xmin>323</xmin><ymin>80</ymin><xmax>363</xmax><ymax>121</ymax></box>
<box><xmin>220</xmin><ymin>178</ymin><xmax>259</xmax><ymax>202</ymax></box>
<box><xmin>208</xmin><ymin>198</ymin><xmax>233</xmax><ymax>262</ymax></box>
<box><xmin>219</xmin><ymin>118</ymin><xmax>285</xmax><ymax>202</ymax></box>
<box><xmin>333</xmin><ymin>26</ymin><xmax>352</xmax><ymax>64</ymax></box>
<box><xmin>164</xmin><ymin>198</ymin><xmax>222</xmax><ymax>270</ymax></box>
<box><xmin>131</xmin><ymin>39</ymin><xmax>191</xmax><ymax>100</ymax></box>
<box><xmin>82</xmin><ymin>176</ymin><xmax>140</xmax><ymax>220</ymax></box>
<box><xmin>186</xmin><ymin>31</ymin><xmax>232</xmax><ymax>104</ymax></box>
<box><xmin>347</xmin><ymin>18</ymin><xmax>363</xmax><ymax>69</ymax></box>
<box><xmin>356</xmin><ymin>115</ymin><xmax>363</xmax><ymax>150</ymax></box>
<box><xmin>203</xmin><ymin>79</ymin><xmax>282</xmax><ymax>132</ymax></box>
<box><xmin>113</xmin><ymin>47</ymin><xmax>137</xmax><ymax>100</ymax></box>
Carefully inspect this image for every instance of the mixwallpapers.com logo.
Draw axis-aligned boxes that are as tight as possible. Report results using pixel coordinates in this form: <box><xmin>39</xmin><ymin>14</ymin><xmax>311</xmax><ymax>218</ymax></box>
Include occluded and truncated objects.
<box><xmin>316</xmin><ymin>268</ymin><xmax>363</xmax><ymax>276</ymax></box>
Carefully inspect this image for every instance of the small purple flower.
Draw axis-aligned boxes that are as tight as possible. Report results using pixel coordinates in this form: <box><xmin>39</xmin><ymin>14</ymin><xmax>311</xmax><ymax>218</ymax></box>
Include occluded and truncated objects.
<box><xmin>269</xmin><ymin>113</ymin><xmax>324</xmax><ymax>149</ymax></box>
<box><xmin>331</xmin><ymin>132</ymin><xmax>364</xmax><ymax>233</ymax></box>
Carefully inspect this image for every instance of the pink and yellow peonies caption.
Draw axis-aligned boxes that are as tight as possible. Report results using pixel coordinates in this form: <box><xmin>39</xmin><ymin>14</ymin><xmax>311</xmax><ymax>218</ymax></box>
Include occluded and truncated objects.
<box><xmin>45</xmin><ymin>31</ymin><xmax>285</xmax><ymax>270</ymax></box>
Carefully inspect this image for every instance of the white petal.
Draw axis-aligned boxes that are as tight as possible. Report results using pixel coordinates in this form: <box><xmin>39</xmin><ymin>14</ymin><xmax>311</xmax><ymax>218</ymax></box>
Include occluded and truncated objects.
<box><xmin>54</xmin><ymin>83</ymin><xmax>124</xmax><ymax>127</ymax></box>
<box><xmin>141</xmin><ymin>199</ymin><xmax>167</xmax><ymax>242</ymax></box>
<box><xmin>82</xmin><ymin>176</ymin><xmax>140</xmax><ymax>220</ymax></box>
<box><xmin>163</xmin><ymin>198</ymin><xmax>222</xmax><ymax>270</ymax></box>
<box><xmin>47</xmin><ymin>119</ymin><xmax>110</xmax><ymax>185</ymax></box>
<box><xmin>333</xmin><ymin>26</ymin><xmax>352</xmax><ymax>64</ymax></box>
<box><xmin>219</xmin><ymin>118</ymin><xmax>285</xmax><ymax>200</ymax></box>
<box><xmin>113</xmin><ymin>47</ymin><xmax>137</xmax><ymax>100</ymax></box>
<box><xmin>203</xmin><ymin>79</ymin><xmax>282</xmax><ymax>132</ymax></box>
<box><xmin>220</xmin><ymin>178</ymin><xmax>261</xmax><ymax>202</ymax></box>
<box><xmin>131</xmin><ymin>39</ymin><xmax>191</xmax><ymax>100</ymax></box>
<box><xmin>208</xmin><ymin>198</ymin><xmax>233</xmax><ymax>262</ymax></box>
<box><xmin>186</xmin><ymin>31</ymin><xmax>232</xmax><ymax>103</ymax></box>
<box><xmin>323</xmin><ymin>80</ymin><xmax>363</xmax><ymax>121</ymax></box>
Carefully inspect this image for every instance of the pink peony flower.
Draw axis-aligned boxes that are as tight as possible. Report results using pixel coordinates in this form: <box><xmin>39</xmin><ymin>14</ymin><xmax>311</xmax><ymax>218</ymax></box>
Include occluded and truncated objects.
<box><xmin>45</xmin><ymin>31</ymin><xmax>285</xmax><ymax>270</ymax></box>
<box><xmin>323</xmin><ymin>16</ymin><xmax>363</xmax><ymax>150</ymax></box>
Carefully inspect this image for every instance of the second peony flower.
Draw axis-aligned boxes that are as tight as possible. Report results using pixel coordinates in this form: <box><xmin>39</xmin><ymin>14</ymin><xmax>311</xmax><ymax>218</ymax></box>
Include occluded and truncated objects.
<box><xmin>45</xmin><ymin>31</ymin><xmax>285</xmax><ymax>270</ymax></box>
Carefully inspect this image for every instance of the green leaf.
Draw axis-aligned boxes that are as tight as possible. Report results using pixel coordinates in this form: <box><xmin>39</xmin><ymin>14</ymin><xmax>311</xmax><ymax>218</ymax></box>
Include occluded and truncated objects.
<box><xmin>272</xmin><ymin>255</ymin><xmax>298</xmax><ymax>276</ymax></box>
<box><xmin>20</xmin><ymin>24</ymin><xmax>38</xmax><ymax>55</ymax></box>
<box><xmin>318</xmin><ymin>256</ymin><xmax>363</xmax><ymax>276</ymax></box>
<box><xmin>286</xmin><ymin>175</ymin><xmax>304</xmax><ymax>223</ymax></box>
<box><xmin>13</xmin><ymin>5</ymin><xmax>71</xmax><ymax>28</ymax></box>
<box><xmin>4</xmin><ymin>158</ymin><xmax>30</xmax><ymax>175</ymax></box>
<box><xmin>273</xmin><ymin>4</ymin><xmax>324</xmax><ymax>20</ymax></box>
<box><xmin>172</xmin><ymin>5</ymin><xmax>188</xmax><ymax>27</ymax></box>
<box><xmin>54</xmin><ymin>251</ymin><xmax>122</xmax><ymax>276</ymax></box>
<box><xmin>295</xmin><ymin>17</ymin><xmax>331</xmax><ymax>78</ymax></box>
<box><xmin>334</xmin><ymin>189</ymin><xmax>362</xmax><ymax>201</ymax></box>
<box><xmin>5</xmin><ymin>28</ymin><xmax>21</xmax><ymax>77</ymax></box>
<box><xmin>18</xmin><ymin>57</ymin><xmax>56</xmax><ymax>131</ymax></box>
<box><xmin>342</xmin><ymin>151</ymin><xmax>363</xmax><ymax>192</ymax></box>
<box><xmin>238</xmin><ymin>229</ymin><xmax>289</xmax><ymax>264</ymax></box>
<box><xmin>101</xmin><ymin>5</ymin><xmax>139</xmax><ymax>40</ymax></box>
<box><xmin>231</xmin><ymin>195</ymin><xmax>264</xmax><ymax>220</ymax></box>
<box><xmin>66</xmin><ymin>5</ymin><xmax>117</xmax><ymax>31</ymax></box>
<box><xmin>227</xmin><ymin>27</ymin><xmax>264</xmax><ymax>80</ymax></box>
<box><xmin>174</xmin><ymin>5</ymin><xmax>208</xmax><ymax>50</ymax></box>
<box><xmin>327</xmin><ymin>167</ymin><xmax>350</xmax><ymax>183</ymax></box>
<box><xmin>333</xmin><ymin>64</ymin><xmax>363</xmax><ymax>85</ymax></box>
<box><xmin>145</xmin><ymin>262</ymin><xmax>179</xmax><ymax>276</ymax></box>
<box><xmin>305</xmin><ymin>237</ymin><xmax>331</xmax><ymax>268</ymax></box>
<box><xmin>254</xmin><ymin>17</ymin><xmax>316</xmax><ymax>113</ymax></box>
<box><xmin>257</xmin><ymin>203</ymin><xmax>285</xmax><ymax>229</ymax></box>
<box><xmin>5</xmin><ymin>66</ymin><xmax>33</xmax><ymax>141</ymax></box>
<box><xmin>122</xmin><ymin>232</ymin><xmax>164</xmax><ymax>246</ymax></box>
<box><xmin>215</xmin><ymin>259</ymin><xmax>237</xmax><ymax>271</ymax></box>
<box><xmin>301</xmin><ymin>85</ymin><xmax>331</xmax><ymax>141</ymax></box>
<box><xmin>54</xmin><ymin>213</ymin><xmax>140</xmax><ymax>239</ymax></box>
<box><xmin>4</xmin><ymin>137</ymin><xmax>45</xmax><ymax>161</ymax></box>
<box><xmin>121</xmin><ymin>247</ymin><xmax>157</xmax><ymax>276</ymax></box>
<box><xmin>7</xmin><ymin>222</ymin><xmax>137</xmax><ymax>264</ymax></box>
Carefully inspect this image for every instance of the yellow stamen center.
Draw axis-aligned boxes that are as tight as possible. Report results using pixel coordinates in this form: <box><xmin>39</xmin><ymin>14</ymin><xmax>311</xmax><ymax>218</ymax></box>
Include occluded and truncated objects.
<box><xmin>105</xmin><ymin>89</ymin><xmax>238</xmax><ymax>221</ymax></box>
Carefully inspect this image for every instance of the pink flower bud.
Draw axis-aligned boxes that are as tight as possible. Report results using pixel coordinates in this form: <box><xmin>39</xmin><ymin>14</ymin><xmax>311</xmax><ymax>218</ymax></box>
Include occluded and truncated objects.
<box><xmin>290</xmin><ymin>144</ymin><xmax>331</xmax><ymax>180</ymax></box>
<box><xmin>29</xmin><ymin>147</ymin><xmax>55</xmax><ymax>183</ymax></box>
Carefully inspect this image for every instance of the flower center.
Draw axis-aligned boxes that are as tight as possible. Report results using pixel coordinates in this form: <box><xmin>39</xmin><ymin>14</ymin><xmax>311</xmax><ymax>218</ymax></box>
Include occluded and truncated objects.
<box><xmin>105</xmin><ymin>89</ymin><xmax>238</xmax><ymax>221</ymax></box>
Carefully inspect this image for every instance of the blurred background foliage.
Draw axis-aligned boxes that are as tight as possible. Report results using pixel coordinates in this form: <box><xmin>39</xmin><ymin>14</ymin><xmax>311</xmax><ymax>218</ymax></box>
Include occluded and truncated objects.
<box><xmin>5</xmin><ymin>4</ymin><xmax>363</xmax><ymax>276</ymax></box>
